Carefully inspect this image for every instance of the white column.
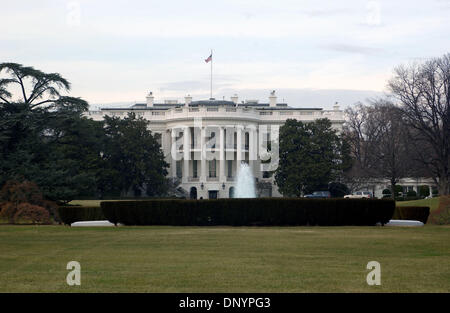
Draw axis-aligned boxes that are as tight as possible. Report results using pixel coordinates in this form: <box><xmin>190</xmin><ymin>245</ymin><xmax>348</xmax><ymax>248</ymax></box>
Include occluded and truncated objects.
<box><xmin>249</xmin><ymin>126</ymin><xmax>256</xmax><ymax>177</ymax></box>
<box><xmin>183</xmin><ymin>126</ymin><xmax>190</xmax><ymax>184</ymax></box>
<box><xmin>236</xmin><ymin>126</ymin><xmax>242</xmax><ymax>168</ymax></box>
<box><xmin>171</xmin><ymin>128</ymin><xmax>177</xmax><ymax>178</ymax></box>
<box><xmin>200</xmin><ymin>127</ymin><xmax>206</xmax><ymax>181</ymax></box>
<box><xmin>219</xmin><ymin>126</ymin><xmax>225</xmax><ymax>182</ymax></box>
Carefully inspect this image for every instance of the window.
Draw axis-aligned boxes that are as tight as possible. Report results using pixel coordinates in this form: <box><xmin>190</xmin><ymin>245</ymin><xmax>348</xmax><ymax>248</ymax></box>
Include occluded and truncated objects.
<box><xmin>229</xmin><ymin>187</ymin><xmax>235</xmax><ymax>198</ymax></box>
<box><xmin>190</xmin><ymin>187</ymin><xmax>197</xmax><ymax>200</ymax></box>
<box><xmin>176</xmin><ymin>161</ymin><xmax>182</xmax><ymax>178</ymax></box>
<box><xmin>206</xmin><ymin>131</ymin><xmax>216</xmax><ymax>149</ymax></box>
<box><xmin>190</xmin><ymin>128</ymin><xmax>195</xmax><ymax>148</ymax></box>
<box><xmin>209</xmin><ymin>159</ymin><xmax>217</xmax><ymax>178</ymax></box>
<box><xmin>208</xmin><ymin>190</ymin><xmax>218</xmax><ymax>199</ymax></box>
<box><xmin>193</xmin><ymin>160</ymin><xmax>198</xmax><ymax>178</ymax></box>
<box><xmin>154</xmin><ymin>133</ymin><xmax>162</xmax><ymax>146</ymax></box>
<box><xmin>227</xmin><ymin>160</ymin><xmax>233</xmax><ymax>177</ymax></box>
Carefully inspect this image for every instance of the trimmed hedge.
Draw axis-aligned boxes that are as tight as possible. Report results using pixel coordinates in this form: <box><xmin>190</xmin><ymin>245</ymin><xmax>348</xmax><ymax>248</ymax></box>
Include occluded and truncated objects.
<box><xmin>393</xmin><ymin>206</ymin><xmax>430</xmax><ymax>224</ymax></box>
<box><xmin>58</xmin><ymin>206</ymin><xmax>105</xmax><ymax>225</ymax></box>
<box><xmin>101</xmin><ymin>198</ymin><xmax>395</xmax><ymax>226</ymax></box>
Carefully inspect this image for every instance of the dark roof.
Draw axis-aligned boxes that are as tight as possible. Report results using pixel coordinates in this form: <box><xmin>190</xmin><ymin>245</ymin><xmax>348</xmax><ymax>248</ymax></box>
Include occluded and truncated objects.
<box><xmin>101</xmin><ymin>107</ymin><xmax>169</xmax><ymax>111</ymax></box>
<box><xmin>154</xmin><ymin>103</ymin><xmax>181</xmax><ymax>107</ymax></box>
<box><xmin>237</xmin><ymin>103</ymin><xmax>288</xmax><ymax>107</ymax></box>
<box><xmin>100</xmin><ymin>99</ymin><xmax>324</xmax><ymax>111</ymax></box>
<box><xmin>131</xmin><ymin>103</ymin><xmax>181</xmax><ymax>108</ymax></box>
<box><xmin>238</xmin><ymin>103</ymin><xmax>269</xmax><ymax>107</ymax></box>
<box><xmin>189</xmin><ymin>100</ymin><xmax>236</xmax><ymax>107</ymax></box>
<box><xmin>257</xmin><ymin>107</ymin><xmax>322</xmax><ymax>111</ymax></box>
<box><xmin>130</xmin><ymin>103</ymin><xmax>146</xmax><ymax>108</ymax></box>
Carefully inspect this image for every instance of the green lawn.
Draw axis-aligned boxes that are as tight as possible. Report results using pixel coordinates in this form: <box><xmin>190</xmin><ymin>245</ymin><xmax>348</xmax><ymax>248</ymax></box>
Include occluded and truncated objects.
<box><xmin>396</xmin><ymin>197</ymin><xmax>440</xmax><ymax>212</ymax></box>
<box><xmin>0</xmin><ymin>225</ymin><xmax>449</xmax><ymax>292</ymax></box>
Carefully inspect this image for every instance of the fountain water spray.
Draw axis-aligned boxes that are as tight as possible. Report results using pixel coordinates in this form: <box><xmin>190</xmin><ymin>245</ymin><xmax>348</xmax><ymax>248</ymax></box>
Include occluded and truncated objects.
<box><xmin>234</xmin><ymin>162</ymin><xmax>256</xmax><ymax>198</ymax></box>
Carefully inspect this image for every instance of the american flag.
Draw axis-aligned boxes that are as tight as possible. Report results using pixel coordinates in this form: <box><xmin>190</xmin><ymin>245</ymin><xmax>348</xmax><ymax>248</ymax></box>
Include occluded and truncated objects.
<box><xmin>205</xmin><ymin>54</ymin><xmax>212</xmax><ymax>63</ymax></box>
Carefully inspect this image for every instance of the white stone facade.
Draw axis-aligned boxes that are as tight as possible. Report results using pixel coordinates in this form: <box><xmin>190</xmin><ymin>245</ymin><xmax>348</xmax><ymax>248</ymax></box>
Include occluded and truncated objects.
<box><xmin>86</xmin><ymin>92</ymin><xmax>345</xmax><ymax>199</ymax></box>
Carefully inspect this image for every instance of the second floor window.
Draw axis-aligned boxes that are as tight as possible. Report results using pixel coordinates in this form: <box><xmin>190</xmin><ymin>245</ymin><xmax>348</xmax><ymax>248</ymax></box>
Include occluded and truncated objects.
<box><xmin>193</xmin><ymin>160</ymin><xmax>198</xmax><ymax>178</ymax></box>
<box><xmin>176</xmin><ymin>161</ymin><xmax>182</xmax><ymax>178</ymax></box>
<box><xmin>209</xmin><ymin>159</ymin><xmax>216</xmax><ymax>178</ymax></box>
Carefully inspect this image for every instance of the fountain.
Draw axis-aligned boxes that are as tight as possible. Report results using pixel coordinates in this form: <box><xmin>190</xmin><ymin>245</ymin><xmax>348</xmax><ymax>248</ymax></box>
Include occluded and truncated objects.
<box><xmin>234</xmin><ymin>162</ymin><xmax>256</xmax><ymax>198</ymax></box>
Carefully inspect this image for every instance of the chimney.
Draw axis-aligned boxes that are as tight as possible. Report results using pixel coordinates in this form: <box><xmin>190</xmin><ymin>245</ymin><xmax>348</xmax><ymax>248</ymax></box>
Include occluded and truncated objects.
<box><xmin>231</xmin><ymin>94</ymin><xmax>238</xmax><ymax>104</ymax></box>
<box><xmin>185</xmin><ymin>94</ymin><xmax>192</xmax><ymax>106</ymax></box>
<box><xmin>146</xmin><ymin>91</ymin><xmax>154</xmax><ymax>107</ymax></box>
<box><xmin>269</xmin><ymin>90</ymin><xmax>277</xmax><ymax>107</ymax></box>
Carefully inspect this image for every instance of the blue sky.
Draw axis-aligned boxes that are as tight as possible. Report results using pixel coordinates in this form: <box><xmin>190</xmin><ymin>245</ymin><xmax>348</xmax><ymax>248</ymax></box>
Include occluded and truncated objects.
<box><xmin>1</xmin><ymin>0</ymin><xmax>449</xmax><ymax>109</ymax></box>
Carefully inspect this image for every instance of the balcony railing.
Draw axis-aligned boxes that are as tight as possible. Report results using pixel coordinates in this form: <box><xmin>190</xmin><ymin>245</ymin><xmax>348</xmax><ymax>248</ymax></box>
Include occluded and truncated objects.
<box><xmin>188</xmin><ymin>177</ymin><xmax>199</xmax><ymax>182</ymax></box>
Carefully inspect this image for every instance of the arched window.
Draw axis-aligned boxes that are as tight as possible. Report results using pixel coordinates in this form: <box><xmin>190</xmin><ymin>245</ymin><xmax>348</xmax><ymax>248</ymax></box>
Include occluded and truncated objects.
<box><xmin>190</xmin><ymin>187</ymin><xmax>197</xmax><ymax>199</ymax></box>
<box><xmin>229</xmin><ymin>187</ymin><xmax>235</xmax><ymax>198</ymax></box>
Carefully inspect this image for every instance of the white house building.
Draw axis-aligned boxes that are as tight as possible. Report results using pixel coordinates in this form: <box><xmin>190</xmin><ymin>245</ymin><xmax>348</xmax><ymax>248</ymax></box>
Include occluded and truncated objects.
<box><xmin>86</xmin><ymin>91</ymin><xmax>345</xmax><ymax>199</ymax></box>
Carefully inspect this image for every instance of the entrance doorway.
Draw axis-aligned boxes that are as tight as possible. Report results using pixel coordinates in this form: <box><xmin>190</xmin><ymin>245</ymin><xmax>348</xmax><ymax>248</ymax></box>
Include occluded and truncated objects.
<box><xmin>229</xmin><ymin>187</ymin><xmax>235</xmax><ymax>198</ymax></box>
<box><xmin>208</xmin><ymin>190</ymin><xmax>218</xmax><ymax>199</ymax></box>
<box><xmin>190</xmin><ymin>187</ymin><xmax>197</xmax><ymax>199</ymax></box>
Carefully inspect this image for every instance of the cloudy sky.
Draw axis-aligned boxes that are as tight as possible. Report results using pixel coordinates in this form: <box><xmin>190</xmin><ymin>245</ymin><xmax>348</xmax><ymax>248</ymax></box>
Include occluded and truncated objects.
<box><xmin>1</xmin><ymin>0</ymin><xmax>449</xmax><ymax>109</ymax></box>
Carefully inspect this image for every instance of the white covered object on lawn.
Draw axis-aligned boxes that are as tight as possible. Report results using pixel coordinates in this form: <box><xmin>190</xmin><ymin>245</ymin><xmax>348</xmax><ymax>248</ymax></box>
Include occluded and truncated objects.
<box><xmin>71</xmin><ymin>220</ymin><xmax>115</xmax><ymax>227</ymax></box>
<box><xmin>385</xmin><ymin>220</ymin><xmax>424</xmax><ymax>227</ymax></box>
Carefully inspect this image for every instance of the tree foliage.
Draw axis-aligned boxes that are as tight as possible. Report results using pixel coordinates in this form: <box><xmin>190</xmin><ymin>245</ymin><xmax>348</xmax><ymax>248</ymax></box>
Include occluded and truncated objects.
<box><xmin>275</xmin><ymin>118</ymin><xmax>351</xmax><ymax>197</ymax></box>
<box><xmin>0</xmin><ymin>63</ymin><xmax>169</xmax><ymax>202</ymax></box>
<box><xmin>102</xmin><ymin>112</ymin><xmax>169</xmax><ymax>197</ymax></box>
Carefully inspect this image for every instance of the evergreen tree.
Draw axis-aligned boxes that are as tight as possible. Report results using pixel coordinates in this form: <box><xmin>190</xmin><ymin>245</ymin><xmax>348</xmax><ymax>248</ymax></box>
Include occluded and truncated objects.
<box><xmin>275</xmin><ymin>118</ymin><xmax>350</xmax><ymax>197</ymax></box>
<box><xmin>103</xmin><ymin>112</ymin><xmax>169</xmax><ymax>197</ymax></box>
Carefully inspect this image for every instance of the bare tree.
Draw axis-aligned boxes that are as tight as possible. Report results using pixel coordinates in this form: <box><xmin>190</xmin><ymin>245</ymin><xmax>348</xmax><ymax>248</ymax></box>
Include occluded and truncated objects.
<box><xmin>343</xmin><ymin>102</ymin><xmax>378</xmax><ymax>192</ymax></box>
<box><xmin>388</xmin><ymin>53</ymin><xmax>450</xmax><ymax>195</ymax></box>
<box><xmin>370</xmin><ymin>100</ymin><xmax>412</xmax><ymax>196</ymax></box>
<box><xmin>343</xmin><ymin>100</ymin><xmax>412</xmax><ymax>197</ymax></box>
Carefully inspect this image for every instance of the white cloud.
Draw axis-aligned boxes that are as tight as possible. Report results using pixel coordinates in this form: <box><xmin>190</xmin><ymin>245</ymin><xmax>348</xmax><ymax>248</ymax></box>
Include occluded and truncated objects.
<box><xmin>1</xmin><ymin>0</ymin><xmax>448</xmax><ymax>105</ymax></box>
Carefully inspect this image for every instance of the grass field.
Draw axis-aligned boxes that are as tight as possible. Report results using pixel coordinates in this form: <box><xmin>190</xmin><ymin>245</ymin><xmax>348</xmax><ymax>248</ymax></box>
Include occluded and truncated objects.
<box><xmin>0</xmin><ymin>225</ymin><xmax>449</xmax><ymax>292</ymax></box>
<box><xmin>396</xmin><ymin>197</ymin><xmax>440</xmax><ymax>212</ymax></box>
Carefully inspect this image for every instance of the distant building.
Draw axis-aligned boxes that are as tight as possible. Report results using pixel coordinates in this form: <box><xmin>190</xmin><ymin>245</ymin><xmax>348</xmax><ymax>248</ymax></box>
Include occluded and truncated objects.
<box><xmin>351</xmin><ymin>177</ymin><xmax>437</xmax><ymax>199</ymax></box>
<box><xmin>86</xmin><ymin>91</ymin><xmax>345</xmax><ymax>199</ymax></box>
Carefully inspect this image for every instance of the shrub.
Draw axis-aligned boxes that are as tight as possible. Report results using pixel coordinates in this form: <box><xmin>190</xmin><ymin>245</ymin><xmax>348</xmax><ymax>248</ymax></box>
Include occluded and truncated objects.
<box><xmin>328</xmin><ymin>182</ymin><xmax>350</xmax><ymax>198</ymax></box>
<box><xmin>0</xmin><ymin>202</ymin><xmax>18</xmax><ymax>223</ymax></box>
<box><xmin>101</xmin><ymin>198</ymin><xmax>395</xmax><ymax>226</ymax></box>
<box><xmin>0</xmin><ymin>180</ymin><xmax>43</xmax><ymax>204</ymax></box>
<box><xmin>428</xmin><ymin>196</ymin><xmax>450</xmax><ymax>225</ymax></box>
<box><xmin>394</xmin><ymin>185</ymin><xmax>403</xmax><ymax>197</ymax></box>
<box><xmin>58</xmin><ymin>206</ymin><xmax>105</xmax><ymax>225</ymax></box>
<box><xmin>382</xmin><ymin>189</ymin><xmax>391</xmax><ymax>195</ymax></box>
<box><xmin>13</xmin><ymin>203</ymin><xmax>50</xmax><ymax>224</ymax></box>
<box><xmin>0</xmin><ymin>180</ymin><xmax>58</xmax><ymax>223</ymax></box>
<box><xmin>392</xmin><ymin>206</ymin><xmax>430</xmax><ymax>224</ymax></box>
<box><xmin>406</xmin><ymin>190</ymin><xmax>417</xmax><ymax>197</ymax></box>
<box><xmin>419</xmin><ymin>186</ymin><xmax>430</xmax><ymax>198</ymax></box>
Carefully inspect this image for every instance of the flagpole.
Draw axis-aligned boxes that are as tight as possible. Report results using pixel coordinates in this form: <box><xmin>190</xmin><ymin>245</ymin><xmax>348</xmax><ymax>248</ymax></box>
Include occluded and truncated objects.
<box><xmin>210</xmin><ymin>49</ymin><xmax>213</xmax><ymax>99</ymax></box>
